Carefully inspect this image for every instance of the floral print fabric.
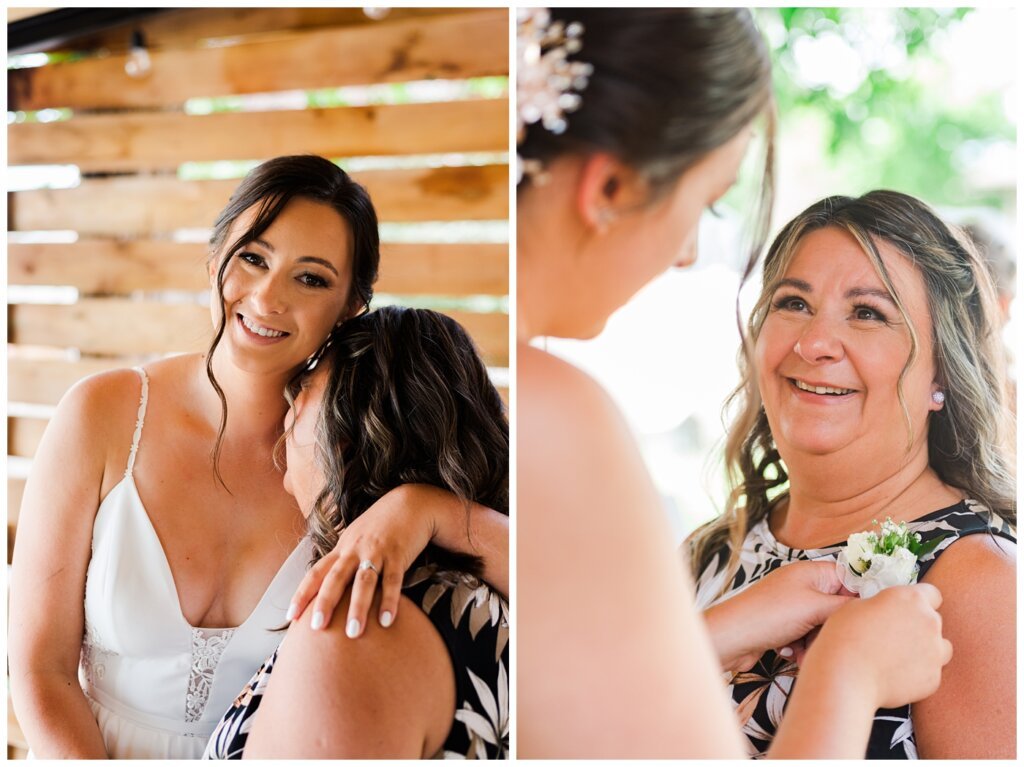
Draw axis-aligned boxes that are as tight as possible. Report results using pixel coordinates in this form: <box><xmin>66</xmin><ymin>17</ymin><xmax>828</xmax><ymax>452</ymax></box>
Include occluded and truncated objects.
<box><xmin>692</xmin><ymin>499</ymin><xmax>1014</xmax><ymax>759</ymax></box>
<box><xmin>203</xmin><ymin>563</ymin><xmax>509</xmax><ymax>759</ymax></box>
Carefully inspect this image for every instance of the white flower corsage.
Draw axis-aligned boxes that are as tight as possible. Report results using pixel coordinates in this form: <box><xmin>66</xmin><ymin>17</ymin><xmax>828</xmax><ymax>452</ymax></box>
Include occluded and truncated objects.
<box><xmin>836</xmin><ymin>517</ymin><xmax>947</xmax><ymax>599</ymax></box>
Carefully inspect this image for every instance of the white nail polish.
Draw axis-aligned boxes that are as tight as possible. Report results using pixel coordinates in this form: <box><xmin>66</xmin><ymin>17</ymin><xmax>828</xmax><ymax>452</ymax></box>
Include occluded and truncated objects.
<box><xmin>778</xmin><ymin>647</ymin><xmax>794</xmax><ymax>657</ymax></box>
<box><xmin>311</xmin><ymin>611</ymin><xmax>325</xmax><ymax>630</ymax></box>
<box><xmin>286</xmin><ymin>604</ymin><xmax>297</xmax><ymax>622</ymax></box>
<box><xmin>380</xmin><ymin>611</ymin><xmax>393</xmax><ymax>628</ymax></box>
<box><xmin>346</xmin><ymin>618</ymin><xmax>360</xmax><ymax>638</ymax></box>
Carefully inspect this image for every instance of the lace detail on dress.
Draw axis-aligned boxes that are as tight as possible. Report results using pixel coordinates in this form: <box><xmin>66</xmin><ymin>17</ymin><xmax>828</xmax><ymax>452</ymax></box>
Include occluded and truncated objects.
<box><xmin>80</xmin><ymin>618</ymin><xmax>119</xmax><ymax>688</ymax></box>
<box><xmin>186</xmin><ymin>627</ymin><xmax>235</xmax><ymax>723</ymax></box>
<box><xmin>125</xmin><ymin>366</ymin><xmax>150</xmax><ymax>479</ymax></box>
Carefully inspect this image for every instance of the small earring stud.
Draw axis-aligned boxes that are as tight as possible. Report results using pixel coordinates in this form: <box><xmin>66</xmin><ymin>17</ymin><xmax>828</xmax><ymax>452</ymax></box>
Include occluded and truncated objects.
<box><xmin>595</xmin><ymin>208</ymin><xmax>615</xmax><ymax>232</ymax></box>
<box><xmin>932</xmin><ymin>390</ymin><xmax>945</xmax><ymax>405</ymax></box>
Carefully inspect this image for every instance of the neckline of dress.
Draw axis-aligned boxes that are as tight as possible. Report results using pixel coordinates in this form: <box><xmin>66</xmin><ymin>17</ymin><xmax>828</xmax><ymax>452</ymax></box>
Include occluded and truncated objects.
<box><xmin>100</xmin><ymin>473</ymin><xmax>307</xmax><ymax>632</ymax></box>
<box><xmin>752</xmin><ymin>499</ymin><xmax>970</xmax><ymax>559</ymax></box>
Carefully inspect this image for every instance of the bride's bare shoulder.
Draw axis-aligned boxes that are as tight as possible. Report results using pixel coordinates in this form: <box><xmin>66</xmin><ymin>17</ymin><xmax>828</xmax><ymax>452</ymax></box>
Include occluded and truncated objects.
<box><xmin>519</xmin><ymin>344</ymin><xmax>618</xmax><ymax>426</ymax></box>
<box><xmin>518</xmin><ymin>344</ymin><xmax>657</xmax><ymax>511</ymax></box>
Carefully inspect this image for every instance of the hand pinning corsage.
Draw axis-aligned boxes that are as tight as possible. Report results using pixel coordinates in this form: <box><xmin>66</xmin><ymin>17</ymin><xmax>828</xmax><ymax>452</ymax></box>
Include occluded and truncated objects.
<box><xmin>836</xmin><ymin>517</ymin><xmax>948</xmax><ymax>598</ymax></box>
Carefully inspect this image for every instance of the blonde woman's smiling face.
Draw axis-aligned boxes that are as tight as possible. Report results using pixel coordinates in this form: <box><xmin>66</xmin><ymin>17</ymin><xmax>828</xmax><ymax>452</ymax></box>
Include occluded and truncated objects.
<box><xmin>754</xmin><ymin>227</ymin><xmax>944</xmax><ymax>465</ymax></box>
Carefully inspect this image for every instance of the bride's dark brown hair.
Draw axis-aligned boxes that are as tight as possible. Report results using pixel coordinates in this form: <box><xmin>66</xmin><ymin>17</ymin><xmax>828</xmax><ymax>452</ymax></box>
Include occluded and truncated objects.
<box><xmin>519</xmin><ymin>8</ymin><xmax>775</xmax><ymax>278</ymax></box>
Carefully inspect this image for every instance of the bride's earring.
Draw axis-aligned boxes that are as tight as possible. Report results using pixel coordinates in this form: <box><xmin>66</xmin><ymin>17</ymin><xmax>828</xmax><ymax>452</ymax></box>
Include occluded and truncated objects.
<box><xmin>596</xmin><ymin>208</ymin><xmax>616</xmax><ymax>234</ymax></box>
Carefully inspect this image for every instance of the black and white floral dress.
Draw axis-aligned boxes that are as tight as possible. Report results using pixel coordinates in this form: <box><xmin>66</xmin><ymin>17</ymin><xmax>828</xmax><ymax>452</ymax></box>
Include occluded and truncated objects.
<box><xmin>203</xmin><ymin>563</ymin><xmax>509</xmax><ymax>759</ymax></box>
<box><xmin>692</xmin><ymin>499</ymin><xmax>1015</xmax><ymax>759</ymax></box>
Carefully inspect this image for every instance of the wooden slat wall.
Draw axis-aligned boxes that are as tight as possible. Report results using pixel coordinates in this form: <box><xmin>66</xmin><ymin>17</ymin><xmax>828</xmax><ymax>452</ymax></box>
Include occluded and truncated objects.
<box><xmin>10</xmin><ymin>242</ymin><xmax>509</xmax><ymax>295</ymax></box>
<box><xmin>8</xmin><ymin>0</ymin><xmax>509</xmax><ymax>636</ymax></box>
<box><xmin>9</xmin><ymin>101</ymin><xmax>508</xmax><ymax>170</ymax></box>
<box><xmin>14</xmin><ymin>8</ymin><xmax>461</xmax><ymax>56</ymax></box>
<box><xmin>9</xmin><ymin>11</ymin><xmax>508</xmax><ymax>110</ymax></box>
<box><xmin>12</xmin><ymin>165</ymin><xmax>509</xmax><ymax>233</ymax></box>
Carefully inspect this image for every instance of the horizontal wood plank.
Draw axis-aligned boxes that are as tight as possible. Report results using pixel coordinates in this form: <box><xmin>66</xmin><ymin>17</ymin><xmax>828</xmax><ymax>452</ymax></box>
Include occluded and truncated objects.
<box><xmin>10</xmin><ymin>301</ymin><xmax>508</xmax><ymax>363</ymax></box>
<box><xmin>8</xmin><ymin>100</ymin><xmax>508</xmax><ymax>172</ymax></box>
<box><xmin>376</xmin><ymin>243</ymin><xmax>508</xmax><ymax>295</ymax></box>
<box><xmin>8</xmin><ymin>417</ymin><xmax>48</xmax><ymax>459</ymax></box>
<box><xmin>10</xmin><ymin>300</ymin><xmax>214</xmax><ymax>356</ymax></box>
<box><xmin>445</xmin><ymin>309</ymin><xmax>509</xmax><ymax>367</ymax></box>
<box><xmin>13</xmin><ymin>177</ymin><xmax>237</xmax><ymax>236</ymax></box>
<box><xmin>10</xmin><ymin>10</ymin><xmax>508</xmax><ymax>111</ymax></box>
<box><xmin>7</xmin><ymin>357</ymin><xmax>126</xmax><ymax>405</ymax></box>
<box><xmin>12</xmin><ymin>8</ymin><xmax>463</xmax><ymax>58</ymax></box>
<box><xmin>11</xmin><ymin>164</ymin><xmax>508</xmax><ymax>232</ymax></box>
<box><xmin>8</xmin><ymin>477</ymin><xmax>27</xmax><ymax>527</ymax></box>
<box><xmin>9</xmin><ymin>240</ymin><xmax>209</xmax><ymax>292</ymax></box>
<box><xmin>9</xmin><ymin>240</ymin><xmax>508</xmax><ymax>295</ymax></box>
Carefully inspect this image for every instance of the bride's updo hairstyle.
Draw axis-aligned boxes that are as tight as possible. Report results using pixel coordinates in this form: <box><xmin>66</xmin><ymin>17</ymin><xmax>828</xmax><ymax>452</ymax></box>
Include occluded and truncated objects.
<box><xmin>519</xmin><ymin>8</ymin><xmax>775</xmax><ymax>259</ymax></box>
<box><xmin>206</xmin><ymin>155</ymin><xmax>381</xmax><ymax>485</ymax></box>
<box><xmin>690</xmin><ymin>191</ymin><xmax>1016</xmax><ymax>585</ymax></box>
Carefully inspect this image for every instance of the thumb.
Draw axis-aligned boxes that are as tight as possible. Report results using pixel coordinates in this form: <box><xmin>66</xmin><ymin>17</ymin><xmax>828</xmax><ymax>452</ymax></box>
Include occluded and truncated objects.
<box><xmin>809</xmin><ymin>592</ymin><xmax>855</xmax><ymax>624</ymax></box>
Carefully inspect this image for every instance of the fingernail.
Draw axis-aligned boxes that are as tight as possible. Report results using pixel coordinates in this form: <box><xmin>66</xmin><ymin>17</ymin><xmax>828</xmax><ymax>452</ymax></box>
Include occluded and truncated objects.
<box><xmin>286</xmin><ymin>604</ymin><xmax>297</xmax><ymax>622</ymax></box>
<box><xmin>346</xmin><ymin>618</ymin><xmax>360</xmax><ymax>638</ymax></box>
<box><xmin>778</xmin><ymin>647</ymin><xmax>794</xmax><ymax>657</ymax></box>
<box><xmin>380</xmin><ymin>611</ymin><xmax>393</xmax><ymax>628</ymax></box>
<box><xmin>311</xmin><ymin>611</ymin><xmax>325</xmax><ymax>630</ymax></box>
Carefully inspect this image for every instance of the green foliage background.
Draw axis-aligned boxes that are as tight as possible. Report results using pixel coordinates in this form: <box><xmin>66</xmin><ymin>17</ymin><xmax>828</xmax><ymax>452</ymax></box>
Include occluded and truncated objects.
<box><xmin>759</xmin><ymin>7</ymin><xmax>1014</xmax><ymax>212</ymax></box>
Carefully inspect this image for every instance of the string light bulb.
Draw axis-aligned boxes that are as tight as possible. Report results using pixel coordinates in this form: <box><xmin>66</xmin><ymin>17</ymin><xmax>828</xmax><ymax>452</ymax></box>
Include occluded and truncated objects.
<box><xmin>125</xmin><ymin>29</ymin><xmax>151</xmax><ymax>78</ymax></box>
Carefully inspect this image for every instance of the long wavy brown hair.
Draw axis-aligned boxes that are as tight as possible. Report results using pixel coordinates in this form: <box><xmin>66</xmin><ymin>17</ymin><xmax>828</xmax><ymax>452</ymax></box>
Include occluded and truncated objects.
<box><xmin>299</xmin><ymin>306</ymin><xmax>509</xmax><ymax>573</ymax></box>
<box><xmin>689</xmin><ymin>191</ymin><xmax>1016</xmax><ymax>588</ymax></box>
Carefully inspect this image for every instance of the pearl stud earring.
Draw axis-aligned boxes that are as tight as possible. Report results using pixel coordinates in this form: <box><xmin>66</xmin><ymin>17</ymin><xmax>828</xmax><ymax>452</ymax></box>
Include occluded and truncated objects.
<box><xmin>932</xmin><ymin>390</ymin><xmax>945</xmax><ymax>405</ymax></box>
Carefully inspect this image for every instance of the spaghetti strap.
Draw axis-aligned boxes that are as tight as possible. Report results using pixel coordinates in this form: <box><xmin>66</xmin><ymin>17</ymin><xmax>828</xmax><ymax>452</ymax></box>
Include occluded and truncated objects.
<box><xmin>125</xmin><ymin>366</ymin><xmax>150</xmax><ymax>478</ymax></box>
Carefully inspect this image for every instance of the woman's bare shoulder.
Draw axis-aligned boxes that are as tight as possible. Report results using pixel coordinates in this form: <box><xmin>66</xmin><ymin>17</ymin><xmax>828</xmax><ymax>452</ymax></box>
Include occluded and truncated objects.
<box><xmin>245</xmin><ymin>594</ymin><xmax>453</xmax><ymax>758</ymax></box>
<box><xmin>922</xmin><ymin>532</ymin><xmax>1015</xmax><ymax>596</ymax></box>
<box><xmin>518</xmin><ymin>344</ymin><xmax>627</xmax><ymax>444</ymax></box>
<box><xmin>55</xmin><ymin>367</ymin><xmax>150</xmax><ymax>440</ymax></box>
<box><xmin>517</xmin><ymin>343</ymin><xmax>664</xmax><ymax>552</ymax></box>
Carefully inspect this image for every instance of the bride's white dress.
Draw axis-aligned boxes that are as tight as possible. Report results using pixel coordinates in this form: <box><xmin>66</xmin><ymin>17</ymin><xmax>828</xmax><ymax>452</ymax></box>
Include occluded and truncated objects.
<box><xmin>78</xmin><ymin>367</ymin><xmax>310</xmax><ymax>758</ymax></box>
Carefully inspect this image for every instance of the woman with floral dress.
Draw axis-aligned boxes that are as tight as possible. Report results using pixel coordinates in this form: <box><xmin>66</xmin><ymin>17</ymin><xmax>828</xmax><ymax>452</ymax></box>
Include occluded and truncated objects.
<box><xmin>206</xmin><ymin>307</ymin><xmax>509</xmax><ymax>759</ymax></box>
<box><xmin>690</xmin><ymin>191</ymin><xmax>1016</xmax><ymax>759</ymax></box>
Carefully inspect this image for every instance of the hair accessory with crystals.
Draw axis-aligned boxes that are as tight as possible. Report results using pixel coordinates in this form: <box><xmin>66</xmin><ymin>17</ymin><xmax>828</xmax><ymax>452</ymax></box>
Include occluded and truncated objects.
<box><xmin>516</xmin><ymin>8</ymin><xmax>593</xmax><ymax>185</ymax></box>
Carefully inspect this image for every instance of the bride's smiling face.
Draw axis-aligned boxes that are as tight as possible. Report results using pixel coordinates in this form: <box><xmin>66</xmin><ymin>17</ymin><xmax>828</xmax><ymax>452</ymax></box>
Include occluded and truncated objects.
<box><xmin>755</xmin><ymin>227</ymin><xmax>944</xmax><ymax>464</ymax></box>
<box><xmin>212</xmin><ymin>197</ymin><xmax>355</xmax><ymax>377</ymax></box>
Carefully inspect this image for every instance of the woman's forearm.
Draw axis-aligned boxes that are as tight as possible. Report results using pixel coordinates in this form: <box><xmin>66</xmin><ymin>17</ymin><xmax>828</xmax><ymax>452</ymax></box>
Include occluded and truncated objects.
<box><xmin>432</xmin><ymin>496</ymin><xmax>509</xmax><ymax>598</ymax></box>
<box><xmin>10</xmin><ymin>670</ymin><xmax>109</xmax><ymax>758</ymax></box>
<box><xmin>702</xmin><ymin>602</ymin><xmax>754</xmax><ymax>673</ymax></box>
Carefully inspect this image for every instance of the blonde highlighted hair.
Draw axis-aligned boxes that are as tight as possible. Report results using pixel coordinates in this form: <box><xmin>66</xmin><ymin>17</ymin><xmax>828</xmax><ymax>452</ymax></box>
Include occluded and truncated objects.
<box><xmin>689</xmin><ymin>191</ymin><xmax>1016</xmax><ymax>587</ymax></box>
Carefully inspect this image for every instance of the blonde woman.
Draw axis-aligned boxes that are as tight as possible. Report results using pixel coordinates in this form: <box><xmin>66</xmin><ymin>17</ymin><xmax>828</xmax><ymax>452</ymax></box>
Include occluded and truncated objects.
<box><xmin>690</xmin><ymin>191</ymin><xmax>1016</xmax><ymax>758</ymax></box>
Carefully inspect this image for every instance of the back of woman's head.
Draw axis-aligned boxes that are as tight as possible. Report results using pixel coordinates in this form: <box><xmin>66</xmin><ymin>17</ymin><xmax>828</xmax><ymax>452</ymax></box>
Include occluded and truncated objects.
<box><xmin>690</xmin><ymin>190</ymin><xmax>1015</xmax><ymax>582</ymax></box>
<box><xmin>518</xmin><ymin>8</ymin><xmax>773</xmax><ymax>197</ymax></box>
<box><xmin>308</xmin><ymin>307</ymin><xmax>509</xmax><ymax>573</ymax></box>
